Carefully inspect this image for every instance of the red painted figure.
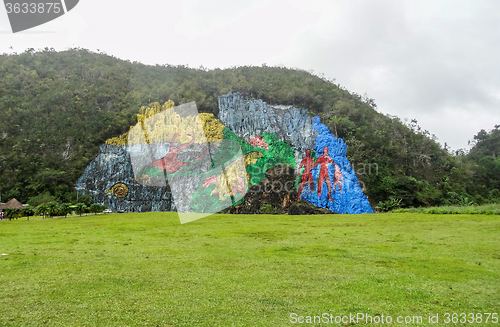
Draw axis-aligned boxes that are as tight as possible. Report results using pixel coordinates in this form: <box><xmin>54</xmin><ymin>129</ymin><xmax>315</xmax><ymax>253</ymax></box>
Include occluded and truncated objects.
<box><xmin>314</xmin><ymin>147</ymin><xmax>335</xmax><ymax>201</ymax></box>
<box><xmin>149</xmin><ymin>132</ymin><xmax>207</xmax><ymax>174</ymax></box>
<box><xmin>297</xmin><ymin>149</ymin><xmax>315</xmax><ymax>199</ymax></box>
<box><xmin>333</xmin><ymin>163</ymin><xmax>344</xmax><ymax>194</ymax></box>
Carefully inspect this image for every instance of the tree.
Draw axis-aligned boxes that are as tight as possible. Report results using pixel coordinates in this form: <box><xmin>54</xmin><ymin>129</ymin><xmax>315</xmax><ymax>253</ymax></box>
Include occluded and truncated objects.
<box><xmin>20</xmin><ymin>206</ymin><xmax>34</xmax><ymax>220</ymax></box>
<box><xmin>469</xmin><ymin>126</ymin><xmax>500</xmax><ymax>159</ymax></box>
<box><xmin>89</xmin><ymin>203</ymin><xmax>101</xmax><ymax>215</ymax></box>
<box><xmin>57</xmin><ymin>203</ymin><xmax>72</xmax><ymax>217</ymax></box>
<box><xmin>34</xmin><ymin>203</ymin><xmax>49</xmax><ymax>219</ymax></box>
<box><xmin>5</xmin><ymin>208</ymin><xmax>19</xmax><ymax>220</ymax></box>
<box><xmin>27</xmin><ymin>193</ymin><xmax>56</xmax><ymax>207</ymax></box>
<box><xmin>74</xmin><ymin>203</ymin><xmax>87</xmax><ymax>216</ymax></box>
<box><xmin>46</xmin><ymin>201</ymin><xmax>59</xmax><ymax>217</ymax></box>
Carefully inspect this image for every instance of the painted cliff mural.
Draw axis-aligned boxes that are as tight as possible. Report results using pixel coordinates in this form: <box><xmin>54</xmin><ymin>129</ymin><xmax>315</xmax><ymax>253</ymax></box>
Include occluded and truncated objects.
<box><xmin>76</xmin><ymin>92</ymin><xmax>373</xmax><ymax>216</ymax></box>
<box><xmin>295</xmin><ymin>117</ymin><xmax>373</xmax><ymax>214</ymax></box>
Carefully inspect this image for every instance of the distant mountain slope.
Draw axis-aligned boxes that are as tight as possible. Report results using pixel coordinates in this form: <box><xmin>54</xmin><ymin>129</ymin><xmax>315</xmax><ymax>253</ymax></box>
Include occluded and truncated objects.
<box><xmin>0</xmin><ymin>49</ymin><xmax>485</xmax><ymax>207</ymax></box>
<box><xmin>465</xmin><ymin>126</ymin><xmax>500</xmax><ymax>200</ymax></box>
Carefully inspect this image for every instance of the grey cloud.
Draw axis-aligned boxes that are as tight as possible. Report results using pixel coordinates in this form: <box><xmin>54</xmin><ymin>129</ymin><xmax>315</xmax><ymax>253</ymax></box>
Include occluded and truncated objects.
<box><xmin>277</xmin><ymin>0</ymin><xmax>500</xmax><ymax>149</ymax></box>
<box><xmin>2</xmin><ymin>0</ymin><xmax>499</xmax><ymax>149</ymax></box>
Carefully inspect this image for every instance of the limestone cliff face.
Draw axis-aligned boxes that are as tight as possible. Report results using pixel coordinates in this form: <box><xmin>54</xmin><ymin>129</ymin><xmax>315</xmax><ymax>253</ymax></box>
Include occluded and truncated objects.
<box><xmin>76</xmin><ymin>144</ymin><xmax>175</xmax><ymax>212</ymax></box>
<box><xmin>77</xmin><ymin>92</ymin><xmax>373</xmax><ymax>214</ymax></box>
<box><xmin>76</xmin><ymin>141</ymin><xmax>237</xmax><ymax>213</ymax></box>
<box><xmin>218</xmin><ymin>92</ymin><xmax>317</xmax><ymax>167</ymax></box>
<box><xmin>299</xmin><ymin>117</ymin><xmax>373</xmax><ymax>214</ymax></box>
<box><xmin>218</xmin><ymin>92</ymin><xmax>373</xmax><ymax>214</ymax></box>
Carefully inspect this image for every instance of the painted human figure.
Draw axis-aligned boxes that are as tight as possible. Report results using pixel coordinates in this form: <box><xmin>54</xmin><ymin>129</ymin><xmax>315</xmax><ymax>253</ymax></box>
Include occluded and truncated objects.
<box><xmin>314</xmin><ymin>146</ymin><xmax>335</xmax><ymax>201</ymax></box>
<box><xmin>149</xmin><ymin>132</ymin><xmax>207</xmax><ymax>174</ymax></box>
<box><xmin>333</xmin><ymin>163</ymin><xmax>344</xmax><ymax>194</ymax></box>
<box><xmin>297</xmin><ymin>149</ymin><xmax>315</xmax><ymax>199</ymax></box>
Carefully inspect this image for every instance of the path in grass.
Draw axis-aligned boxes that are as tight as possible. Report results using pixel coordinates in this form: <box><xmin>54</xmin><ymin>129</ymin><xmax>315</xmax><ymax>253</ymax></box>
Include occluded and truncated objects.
<box><xmin>0</xmin><ymin>213</ymin><xmax>499</xmax><ymax>326</ymax></box>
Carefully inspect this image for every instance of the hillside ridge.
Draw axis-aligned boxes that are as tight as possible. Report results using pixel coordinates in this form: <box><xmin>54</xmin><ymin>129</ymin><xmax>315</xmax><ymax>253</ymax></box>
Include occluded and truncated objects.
<box><xmin>1</xmin><ymin>49</ymin><xmax>495</xmax><ymax>208</ymax></box>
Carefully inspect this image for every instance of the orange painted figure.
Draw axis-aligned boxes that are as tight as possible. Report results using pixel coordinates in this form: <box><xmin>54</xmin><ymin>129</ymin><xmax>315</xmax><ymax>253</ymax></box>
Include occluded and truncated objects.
<box><xmin>297</xmin><ymin>149</ymin><xmax>315</xmax><ymax>199</ymax></box>
<box><xmin>314</xmin><ymin>147</ymin><xmax>335</xmax><ymax>201</ymax></box>
<box><xmin>149</xmin><ymin>132</ymin><xmax>207</xmax><ymax>174</ymax></box>
<box><xmin>333</xmin><ymin>163</ymin><xmax>344</xmax><ymax>194</ymax></box>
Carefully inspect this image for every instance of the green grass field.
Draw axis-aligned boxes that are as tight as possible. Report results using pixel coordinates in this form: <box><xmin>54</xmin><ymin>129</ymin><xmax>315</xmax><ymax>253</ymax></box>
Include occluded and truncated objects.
<box><xmin>392</xmin><ymin>203</ymin><xmax>500</xmax><ymax>215</ymax></box>
<box><xmin>1</xmin><ymin>213</ymin><xmax>499</xmax><ymax>326</ymax></box>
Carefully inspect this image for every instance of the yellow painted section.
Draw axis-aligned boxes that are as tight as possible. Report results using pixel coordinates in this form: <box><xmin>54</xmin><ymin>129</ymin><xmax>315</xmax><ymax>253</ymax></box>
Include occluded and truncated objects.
<box><xmin>106</xmin><ymin>101</ymin><xmax>225</xmax><ymax>146</ymax></box>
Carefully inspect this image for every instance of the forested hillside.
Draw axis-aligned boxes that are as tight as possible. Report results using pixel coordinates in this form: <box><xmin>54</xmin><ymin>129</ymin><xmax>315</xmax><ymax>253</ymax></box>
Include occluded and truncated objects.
<box><xmin>464</xmin><ymin>126</ymin><xmax>500</xmax><ymax>200</ymax></box>
<box><xmin>0</xmin><ymin>49</ymin><xmax>498</xmax><ymax>208</ymax></box>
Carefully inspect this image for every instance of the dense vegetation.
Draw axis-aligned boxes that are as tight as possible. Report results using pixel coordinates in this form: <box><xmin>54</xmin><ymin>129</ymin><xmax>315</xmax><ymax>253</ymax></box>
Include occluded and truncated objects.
<box><xmin>0</xmin><ymin>49</ymin><xmax>498</xmax><ymax>208</ymax></box>
<box><xmin>465</xmin><ymin>125</ymin><xmax>500</xmax><ymax>198</ymax></box>
<box><xmin>2</xmin><ymin>201</ymin><xmax>106</xmax><ymax>220</ymax></box>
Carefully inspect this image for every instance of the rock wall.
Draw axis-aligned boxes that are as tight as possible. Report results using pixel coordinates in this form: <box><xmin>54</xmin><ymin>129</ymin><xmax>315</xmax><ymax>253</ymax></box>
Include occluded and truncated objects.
<box><xmin>218</xmin><ymin>92</ymin><xmax>317</xmax><ymax>166</ymax></box>
<box><xmin>219</xmin><ymin>93</ymin><xmax>373</xmax><ymax>214</ymax></box>
<box><xmin>76</xmin><ymin>144</ymin><xmax>175</xmax><ymax>212</ymax></box>
<box><xmin>77</xmin><ymin>92</ymin><xmax>373</xmax><ymax>214</ymax></box>
<box><xmin>298</xmin><ymin>117</ymin><xmax>373</xmax><ymax>214</ymax></box>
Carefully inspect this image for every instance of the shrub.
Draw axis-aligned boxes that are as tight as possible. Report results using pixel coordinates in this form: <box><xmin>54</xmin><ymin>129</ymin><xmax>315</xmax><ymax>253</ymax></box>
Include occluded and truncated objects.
<box><xmin>260</xmin><ymin>204</ymin><xmax>278</xmax><ymax>214</ymax></box>
<box><xmin>457</xmin><ymin>197</ymin><xmax>474</xmax><ymax>207</ymax></box>
<box><xmin>489</xmin><ymin>189</ymin><xmax>500</xmax><ymax>203</ymax></box>
<box><xmin>376</xmin><ymin>198</ymin><xmax>402</xmax><ymax>212</ymax></box>
<box><xmin>89</xmin><ymin>203</ymin><xmax>101</xmax><ymax>215</ymax></box>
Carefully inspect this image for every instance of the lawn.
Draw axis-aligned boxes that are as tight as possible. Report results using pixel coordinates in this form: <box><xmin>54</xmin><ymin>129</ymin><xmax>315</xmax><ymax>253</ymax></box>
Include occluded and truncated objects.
<box><xmin>0</xmin><ymin>213</ymin><xmax>499</xmax><ymax>326</ymax></box>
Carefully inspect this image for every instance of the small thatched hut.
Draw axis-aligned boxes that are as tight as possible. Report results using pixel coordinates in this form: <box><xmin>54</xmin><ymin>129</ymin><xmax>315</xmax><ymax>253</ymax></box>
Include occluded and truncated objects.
<box><xmin>0</xmin><ymin>198</ymin><xmax>23</xmax><ymax>211</ymax></box>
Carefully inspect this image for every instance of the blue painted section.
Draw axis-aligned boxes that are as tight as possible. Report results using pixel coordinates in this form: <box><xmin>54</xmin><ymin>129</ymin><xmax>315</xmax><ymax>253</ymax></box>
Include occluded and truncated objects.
<box><xmin>299</xmin><ymin>117</ymin><xmax>374</xmax><ymax>214</ymax></box>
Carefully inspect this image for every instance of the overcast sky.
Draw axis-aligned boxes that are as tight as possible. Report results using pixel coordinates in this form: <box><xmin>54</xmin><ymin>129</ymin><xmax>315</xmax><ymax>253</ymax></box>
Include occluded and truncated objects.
<box><xmin>1</xmin><ymin>0</ymin><xmax>499</xmax><ymax>150</ymax></box>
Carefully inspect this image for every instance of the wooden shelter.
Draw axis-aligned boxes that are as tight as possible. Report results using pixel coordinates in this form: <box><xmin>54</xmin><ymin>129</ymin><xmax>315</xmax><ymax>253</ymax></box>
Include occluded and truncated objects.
<box><xmin>0</xmin><ymin>198</ymin><xmax>23</xmax><ymax>210</ymax></box>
